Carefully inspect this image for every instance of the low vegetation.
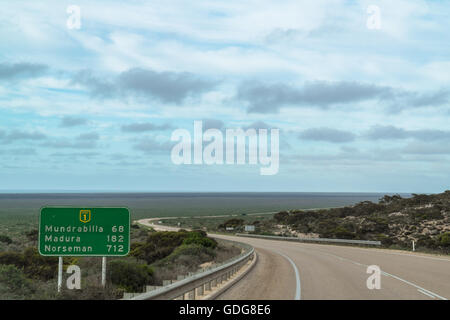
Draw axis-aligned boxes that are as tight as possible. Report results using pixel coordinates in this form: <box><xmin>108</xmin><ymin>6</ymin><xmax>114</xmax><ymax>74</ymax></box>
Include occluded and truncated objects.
<box><xmin>267</xmin><ymin>191</ymin><xmax>450</xmax><ymax>253</ymax></box>
<box><xmin>0</xmin><ymin>221</ymin><xmax>239</xmax><ymax>299</ymax></box>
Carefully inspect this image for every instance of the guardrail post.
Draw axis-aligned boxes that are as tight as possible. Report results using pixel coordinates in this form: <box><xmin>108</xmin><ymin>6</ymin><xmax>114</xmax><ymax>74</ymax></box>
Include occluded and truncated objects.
<box><xmin>187</xmin><ymin>289</ymin><xmax>195</xmax><ymax>300</ymax></box>
<box><xmin>146</xmin><ymin>285</ymin><xmax>161</xmax><ymax>292</ymax></box>
<box><xmin>205</xmin><ymin>281</ymin><xmax>211</xmax><ymax>291</ymax></box>
<box><xmin>211</xmin><ymin>279</ymin><xmax>217</xmax><ymax>287</ymax></box>
<box><xmin>196</xmin><ymin>285</ymin><xmax>204</xmax><ymax>296</ymax></box>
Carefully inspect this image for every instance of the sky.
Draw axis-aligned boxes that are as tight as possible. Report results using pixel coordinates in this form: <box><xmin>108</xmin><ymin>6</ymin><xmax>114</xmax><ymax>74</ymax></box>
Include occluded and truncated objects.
<box><xmin>1</xmin><ymin>0</ymin><xmax>450</xmax><ymax>193</ymax></box>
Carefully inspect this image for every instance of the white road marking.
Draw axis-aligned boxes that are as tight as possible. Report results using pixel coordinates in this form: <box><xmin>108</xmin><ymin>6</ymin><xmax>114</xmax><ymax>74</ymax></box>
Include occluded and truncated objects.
<box><xmin>417</xmin><ymin>289</ymin><xmax>436</xmax><ymax>299</ymax></box>
<box><xmin>277</xmin><ymin>252</ymin><xmax>301</xmax><ymax>300</ymax></box>
<box><xmin>379</xmin><ymin>270</ymin><xmax>447</xmax><ymax>300</ymax></box>
<box><xmin>299</xmin><ymin>247</ymin><xmax>448</xmax><ymax>300</ymax></box>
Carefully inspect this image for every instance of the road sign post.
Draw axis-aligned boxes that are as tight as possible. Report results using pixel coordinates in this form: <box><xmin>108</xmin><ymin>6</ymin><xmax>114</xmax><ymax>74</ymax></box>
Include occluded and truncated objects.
<box><xmin>39</xmin><ymin>207</ymin><xmax>130</xmax><ymax>291</ymax></box>
<box><xmin>58</xmin><ymin>257</ymin><xmax>63</xmax><ymax>293</ymax></box>
<box><xmin>102</xmin><ymin>256</ymin><xmax>107</xmax><ymax>287</ymax></box>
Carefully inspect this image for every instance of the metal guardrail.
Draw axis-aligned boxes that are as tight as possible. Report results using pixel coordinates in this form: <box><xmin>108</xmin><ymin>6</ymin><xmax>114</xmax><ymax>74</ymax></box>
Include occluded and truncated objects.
<box><xmin>235</xmin><ymin>233</ymin><xmax>382</xmax><ymax>246</ymax></box>
<box><xmin>128</xmin><ymin>240</ymin><xmax>255</xmax><ymax>300</ymax></box>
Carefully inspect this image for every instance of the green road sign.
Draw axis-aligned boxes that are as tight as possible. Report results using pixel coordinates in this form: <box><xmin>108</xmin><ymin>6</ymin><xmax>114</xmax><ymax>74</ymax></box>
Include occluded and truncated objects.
<box><xmin>39</xmin><ymin>207</ymin><xmax>130</xmax><ymax>256</ymax></box>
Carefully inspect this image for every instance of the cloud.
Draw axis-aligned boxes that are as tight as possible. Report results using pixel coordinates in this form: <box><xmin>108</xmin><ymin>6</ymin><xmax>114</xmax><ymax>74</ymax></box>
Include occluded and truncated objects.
<box><xmin>402</xmin><ymin>142</ymin><xmax>450</xmax><ymax>155</ymax></box>
<box><xmin>121</xmin><ymin>122</ymin><xmax>174</xmax><ymax>132</ymax></box>
<box><xmin>0</xmin><ymin>148</ymin><xmax>37</xmax><ymax>156</ymax></box>
<box><xmin>236</xmin><ymin>80</ymin><xmax>393</xmax><ymax>113</ymax></box>
<box><xmin>60</xmin><ymin>116</ymin><xmax>88</xmax><ymax>127</ymax></box>
<box><xmin>202</xmin><ymin>119</ymin><xmax>225</xmax><ymax>131</ymax></box>
<box><xmin>237</xmin><ymin>80</ymin><xmax>450</xmax><ymax>114</ymax></box>
<box><xmin>43</xmin><ymin>140</ymin><xmax>98</xmax><ymax>149</ymax></box>
<box><xmin>389</xmin><ymin>88</ymin><xmax>450</xmax><ymax>112</ymax></box>
<box><xmin>73</xmin><ymin>68</ymin><xmax>218</xmax><ymax>104</ymax></box>
<box><xmin>133</xmin><ymin>137</ymin><xmax>174</xmax><ymax>153</ymax></box>
<box><xmin>365</xmin><ymin>125</ymin><xmax>450</xmax><ymax>141</ymax></box>
<box><xmin>299</xmin><ymin>127</ymin><xmax>356</xmax><ymax>143</ymax></box>
<box><xmin>365</xmin><ymin>125</ymin><xmax>407</xmax><ymax>140</ymax></box>
<box><xmin>0</xmin><ymin>129</ymin><xmax>47</xmax><ymax>144</ymax></box>
<box><xmin>71</xmin><ymin>70</ymin><xmax>115</xmax><ymax>98</ymax></box>
<box><xmin>0</xmin><ymin>62</ymin><xmax>48</xmax><ymax>81</ymax></box>
<box><xmin>43</xmin><ymin>132</ymin><xmax>100</xmax><ymax>149</ymax></box>
<box><xmin>49</xmin><ymin>152</ymin><xmax>100</xmax><ymax>158</ymax></box>
<box><xmin>409</xmin><ymin>89</ymin><xmax>450</xmax><ymax>108</ymax></box>
<box><xmin>77</xmin><ymin>132</ymin><xmax>100</xmax><ymax>141</ymax></box>
<box><xmin>242</xmin><ymin>121</ymin><xmax>274</xmax><ymax>130</ymax></box>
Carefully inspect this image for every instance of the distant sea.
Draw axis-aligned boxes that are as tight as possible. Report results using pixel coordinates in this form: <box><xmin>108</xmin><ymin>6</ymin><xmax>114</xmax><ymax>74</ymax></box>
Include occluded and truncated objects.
<box><xmin>0</xmin><ymin>192</ymin><xmax>411</xmax><ymax>219</ymax></box>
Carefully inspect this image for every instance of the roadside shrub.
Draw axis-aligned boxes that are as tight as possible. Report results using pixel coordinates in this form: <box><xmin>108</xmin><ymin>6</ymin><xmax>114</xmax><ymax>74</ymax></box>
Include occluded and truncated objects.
<box><xmin>274</xmin><ymin>211</ymin><xmax>289</xmax><ymax>223</ymax></box>
<box><xmin>22</xmin><ymin>247</ymin><xmax>59</xmax><ymax>281</ymax></box>
<box><xmin>218</xmin><ymin>219</ymin><xmax>244</xmax><ymax>229</ymax></box>
<box><xmin>407</xmin><ymin>207</ymin><xmax>443</xmax><ymax>221</ymax></box>
<box><xmin>0</xmin><ymin>235</ymin><xmax>12</xmax><ymax>245</ymax></box>
<box><xmin>331</xmin><ymin>226</ymin><xmax>355</xmax><ymax>239</ymax></box>
<box><xmin>129</xmin><ymin>231</ymin><xmax>188</xmax><ymax>264</ymax></box>
<box><xmin>0</xmin><ymin>248</ymin><xmax>73</xmax><ymax>281</ymax></box>
<box><xmin>131</xmin><ymin>230</ymin><xmax>217</xmax><ymax>264</ymax></box>
<box><xmin>437</xmin><ymin>232</ymin><xmax>450</xmax><ymax>247</ymax></box>
<box><xmin>157</xmin><ymin>244</ymin><xmax>216</xmax><ymax>269</ymax></box>
<box><xmin>182</xmin><ymin>232</ymin><xmax>217</xmax><ymax>249</ymax></box>
<box><xmin>25</xmin><ymin>229</ymin><xmax>39</xmax><ymax>242</ymax></box>
<box><xmin>417</xmin><ymin>235</ymin><xmax>437</xmax><ymax>249</ymax></box>
<box><xmin>109</xmin><ymin>260</ymin><xmax>153</xmax><ymax>292</ymax></box>
<box><xmin>0</xmin><ymin>252</ymin><xmax>24</xmax><ymax>267</ymax></box>
<box><xmin>0</xmin><ymin>264</ymin><xmax>36</xmax><ymax>299</ymax></box>
<box><xmin>376</xmin><ymin>234</ymin><xmax>393</xmax><ymax>246</ymax></box>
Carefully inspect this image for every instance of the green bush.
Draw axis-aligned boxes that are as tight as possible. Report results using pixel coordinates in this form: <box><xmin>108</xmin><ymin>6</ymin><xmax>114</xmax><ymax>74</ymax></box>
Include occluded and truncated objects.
<box><xmin>376</xmin><ymin>234</ymin><xmax>393</xmax><ymax>246</ymax></box>
<box><xmin>25</xmin><ymin>229</ymin><xmax>39</xmax><ymax>242</ymax></box>
<box><xmin>109</xmin><ymin>260</ymin><xmax>153</xmax><ymax>292</ymax></box>
<box><xmin>437</xmin><ymin>232</ymin><xmax>450</xmax><ymax>247</ymax></box>
<box><xmin>218</xmin><ymin>219</ymin><xmax>244</xmax><ymax>229</ymax></box>
<box><xmin>22</xmin><ymin>248</ymin><xmax>59</xmax><ymax>281</ymax></box>
<box><xmin>130</xmin><ymin>230</ymin><xmax>217</xmax><ymax>264</ymax></box>
<box><xmin>0</xmin><ymin>264</ymin><xmax>36</xmax><ymax>299</ymax></box>
<box><xmin>171</xmin><ymin>244</ymin><xmax>215</xmax><ymax>260</ymax></box>
<box><xmin>0</xmin><ymin>235</ymin><xmax>12</xmax><ymax>245</ymax></box>
<box><xmin>157</xmin><ymin>244</ymin><xmax>216</xmax><ymax>269</ymax></box>
<box><xmin>0</xmin><ymin>252</ymin><xmax>24</xmax><ymax>266</ymax></box>
<box><xmin>0</xmin><ymin>248</ymin><xmax>58</xmax><ymax>281</ymax></box>
<box><xmin>182</xmin><ymin>232</ymin><xmax>217</xmax><ymax>249</ymax></box>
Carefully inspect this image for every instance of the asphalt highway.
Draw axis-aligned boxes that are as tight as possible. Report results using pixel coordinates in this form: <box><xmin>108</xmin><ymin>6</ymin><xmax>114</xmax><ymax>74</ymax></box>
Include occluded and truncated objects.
<box><xmin>138</xmin><ymin>218</ymin><xmax>450</xmax><ymax>300</ymax></box>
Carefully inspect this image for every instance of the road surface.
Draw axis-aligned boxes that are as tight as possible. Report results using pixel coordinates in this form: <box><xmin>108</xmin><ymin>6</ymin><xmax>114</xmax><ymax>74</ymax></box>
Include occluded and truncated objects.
<box><xmin>137</xmin><ymin>218</ymin><xmax>450</xmax><ymax>300</ymax></box>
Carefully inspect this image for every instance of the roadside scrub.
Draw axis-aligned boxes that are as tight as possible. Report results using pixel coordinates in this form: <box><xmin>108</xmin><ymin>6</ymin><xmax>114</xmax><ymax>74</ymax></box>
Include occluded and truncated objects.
<box><xmin>0</xmin><ymin>222</ymin><xmax>240</xmax><ymax>299</ymax></box>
